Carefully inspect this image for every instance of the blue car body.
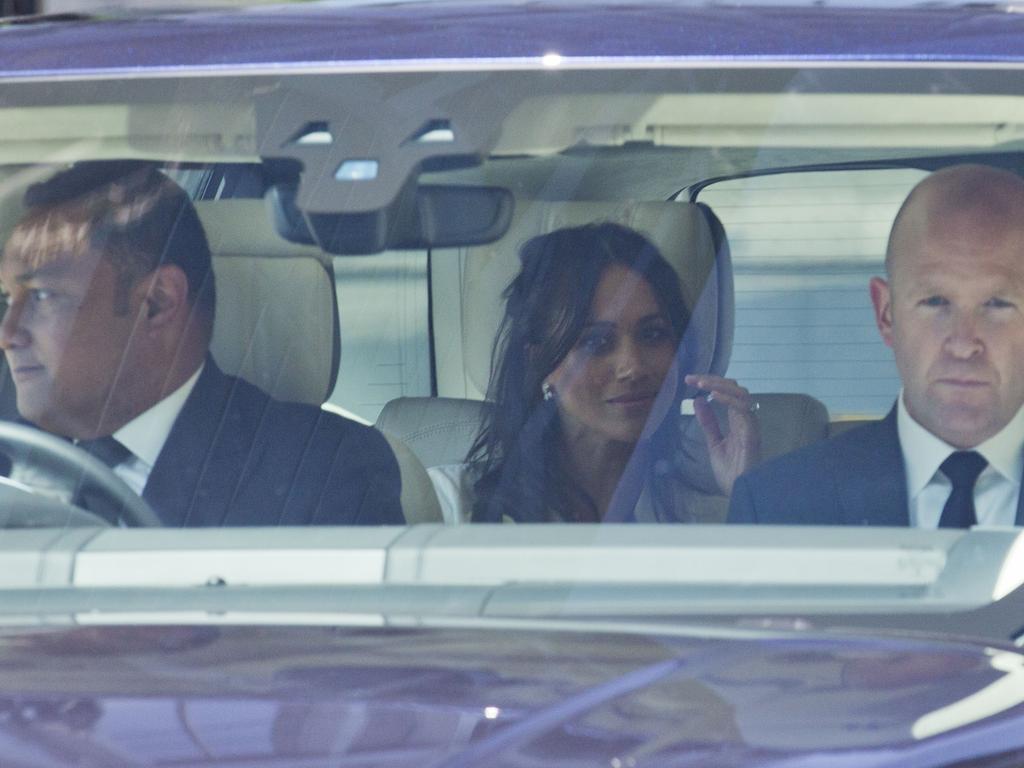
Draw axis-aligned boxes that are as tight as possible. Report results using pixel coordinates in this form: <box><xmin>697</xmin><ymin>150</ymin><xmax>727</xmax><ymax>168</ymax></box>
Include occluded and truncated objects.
<box><xmin>0</xmin><ymin>1</ymin><xmax>1022</xmax><ymax>766</ymax></box>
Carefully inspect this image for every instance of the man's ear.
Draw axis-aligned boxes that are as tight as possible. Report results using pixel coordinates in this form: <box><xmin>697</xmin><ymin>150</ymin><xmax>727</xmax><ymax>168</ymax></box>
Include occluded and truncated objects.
<box><xmin>869</xmin><ymin>276</ymin><xmax>895</xmax><ymax>348</ymax></box>
<box><xmin>137</xmin><ymin>265</ymin><xmax>189</xmax><ymax>330</ymax></box>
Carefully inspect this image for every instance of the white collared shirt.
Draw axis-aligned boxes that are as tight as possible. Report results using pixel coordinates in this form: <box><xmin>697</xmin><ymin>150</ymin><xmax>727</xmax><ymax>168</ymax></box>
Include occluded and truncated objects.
<box><xmin>108</xmin><ymin>364</ymin><xmax>204</xmax><ymax>495</ymax></box>
<box><xmin>897</xmin><ymin>390</ymin><xmax>1024</xmax><ymax>528</ymax></box>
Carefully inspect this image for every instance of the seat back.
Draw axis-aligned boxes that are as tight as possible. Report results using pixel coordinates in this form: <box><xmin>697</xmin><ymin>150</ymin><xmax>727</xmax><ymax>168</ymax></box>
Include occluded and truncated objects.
<box><xmin>199</xmin><ymin>200</ymin><xmax>441</xmax><ymax>524</ymax></box>
<box><xmin>756</xmin><ymin>393</ymin><xmax>831</xmax><ymax>462</ymax></box>
<box><xmin>199</xmin><ymin>200</ymin><xmax>339</xmax><ymax>405</ymax></box>
<box><xmin>671</xmin><ymin>392</ymin><xmax>831</xmax><ymax>521</ymax></box>
<box><xmin>379</xmin><ymin>394</ymin><xmax>830</xmax><ymax>469</ymax></box>
<box><xmin>378</xmin><ymin>432</ymin><xmax>445</xmax><ymax>524</ymax></box>
<box><xmin>436</xmin><ymin>199</ymin><xmax>732</xmax><ymax>399</ymax></box>
<box><xmin>829</xmin><ymin>418</ymin><xmax>874</xmax><ymax>438</ymax></box>
<box><xmin>377</xmin><ymin>392</ymin><xmax>830</xmax><ymax>522</ymax></box>
<box><xmin>376</xmin><ymin>397</ymin><xmax>488</xmax><ymax>469</ymax></box>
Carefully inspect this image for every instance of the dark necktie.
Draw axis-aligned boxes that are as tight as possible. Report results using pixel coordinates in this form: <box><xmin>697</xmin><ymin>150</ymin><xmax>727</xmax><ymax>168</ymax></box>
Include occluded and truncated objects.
<box><xmin>73</xmin><ymin>436</ymin><xmax>133</xmax><ymax>523</ymax></box>
<box><xmin>77</xmin><ymin>436</ymin><xmax>131</xmax><ymax>469</ymax></box>
<box><xmin>938</xmin><ymin>451</ymin><xmax>987</xmax><ymax>529</ymax></box>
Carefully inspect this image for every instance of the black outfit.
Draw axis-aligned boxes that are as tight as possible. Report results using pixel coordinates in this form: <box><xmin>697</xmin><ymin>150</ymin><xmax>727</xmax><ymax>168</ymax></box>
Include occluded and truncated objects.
<box><xmin>728</xmin><ymin>407</ymin><xmax>1024</xmax><ymax>526</ymax></box>
<box><xmin>139</xmin><ymin>359</ymin><xmax>403</xmax><ymax>526</ymax></box>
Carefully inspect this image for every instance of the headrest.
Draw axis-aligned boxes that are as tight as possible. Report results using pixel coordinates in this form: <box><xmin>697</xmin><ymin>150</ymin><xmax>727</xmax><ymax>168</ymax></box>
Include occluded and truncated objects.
<box><xmin>198</xmin><ymin>201</ymin><xmax>339</xmax><ymax>405</ymax></box>
<box><xmin>376</xmin><ymin>396</ymin><xmax>488</xmax><ymax>468</ymax></box>
<box><xmin>678</xmin><ymin>392</ymin><xmax>831</xmax><ymax>495</ymax></box>
<box><xmin>0</xmin><ymin>185</ymin><xmax>339</xmax><ymax>407</ymax></box>
<box><xmin>460</xmin><ymin>200</ymin><xmax>731</xmax><ymax>397</ymax></box>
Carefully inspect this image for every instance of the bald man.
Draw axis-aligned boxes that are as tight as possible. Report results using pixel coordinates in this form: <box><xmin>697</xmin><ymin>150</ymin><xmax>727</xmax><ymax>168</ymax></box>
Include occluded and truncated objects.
<box><xmin>729</xmin><ymin>164</ymin><xmax>1024</xmax><ymax>527</ymax></box>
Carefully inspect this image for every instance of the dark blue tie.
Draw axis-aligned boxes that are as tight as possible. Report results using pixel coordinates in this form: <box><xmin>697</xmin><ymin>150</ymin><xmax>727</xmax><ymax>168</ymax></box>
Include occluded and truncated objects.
<box><xmin>78</xmin><ymin>436</ymin><xmax>131</xmax><ymax>469</ymax></box>
<box><xmin>938</xmin><ymin>451</ymin><xmax>987</xmax><ymax>529</ymax></box>
<box><xmin>73</xmin><ymin>436</ymin><xmax>132</xmax><ymax>523</ymax></box>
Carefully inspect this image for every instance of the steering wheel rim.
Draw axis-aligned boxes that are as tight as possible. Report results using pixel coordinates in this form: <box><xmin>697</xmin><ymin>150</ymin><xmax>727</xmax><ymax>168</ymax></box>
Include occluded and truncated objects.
<box><xmin>0</xmin><ymin>422</ymin><xmax>161</xmax><ymax>527</ymax></box>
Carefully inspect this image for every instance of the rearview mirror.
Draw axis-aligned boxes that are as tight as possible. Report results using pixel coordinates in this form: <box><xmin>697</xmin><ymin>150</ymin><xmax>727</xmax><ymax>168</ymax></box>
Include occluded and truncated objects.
<box><xmin>267</xmin><ymin>181</ymin><xmax>513</xmax><ymax>254</ymax></box>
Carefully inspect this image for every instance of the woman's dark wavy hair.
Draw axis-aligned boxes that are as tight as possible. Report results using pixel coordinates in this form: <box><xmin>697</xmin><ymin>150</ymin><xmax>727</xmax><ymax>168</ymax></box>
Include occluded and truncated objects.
<box><xmin>466</xmin><ymin>222</ymin><xmax>691</xmax><ymax>523</ymax></box>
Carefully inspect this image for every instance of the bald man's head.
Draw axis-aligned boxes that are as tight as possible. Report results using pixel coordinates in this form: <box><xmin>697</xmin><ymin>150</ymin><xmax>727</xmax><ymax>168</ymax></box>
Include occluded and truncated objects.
<box><xmin>885</xmin><ymin>164</ymin><xmax>1024</xmax><ymax>280</ymax></box>
<box><xmin>871</xmin><ymin>163</ymin><xmax>1024</xmax><ymax>448</ymax></box>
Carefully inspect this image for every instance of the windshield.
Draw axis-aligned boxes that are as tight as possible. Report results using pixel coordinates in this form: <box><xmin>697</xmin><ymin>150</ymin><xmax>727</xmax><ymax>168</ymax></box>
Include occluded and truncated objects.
<box><xmin>0</xmin><ymin>57</ymin><xmax>1021</xmax><ymax>626</ymax></box>
<box><xmin>7</xmin><ymin>2</ymin><xmax>1024</xmax><ymax>765</ymax></box>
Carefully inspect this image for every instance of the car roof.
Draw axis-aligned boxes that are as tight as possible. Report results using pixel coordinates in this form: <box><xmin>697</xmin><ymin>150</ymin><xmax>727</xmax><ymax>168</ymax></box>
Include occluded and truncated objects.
<box><xmin>3</xmin><ymin>0</ymin><xmax>1024</xmax><ymax>77</ymax></box>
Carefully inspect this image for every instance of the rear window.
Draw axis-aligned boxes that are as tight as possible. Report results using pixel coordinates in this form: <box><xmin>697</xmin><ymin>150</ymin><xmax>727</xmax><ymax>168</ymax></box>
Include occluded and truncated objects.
<box><xmin>697</xmin><ymin>168</ymin><xmax>927</xmax><ymax>420</ymax></box>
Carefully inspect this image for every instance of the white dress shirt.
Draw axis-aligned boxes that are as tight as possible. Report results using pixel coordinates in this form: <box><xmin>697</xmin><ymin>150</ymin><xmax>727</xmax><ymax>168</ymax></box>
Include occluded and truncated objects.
<box><xmin>897</xmin><ymin>391</ymin><xmax>1024</xmax><ymax>528</ymax></box>
<box><xmin>107</xmin><ymin>364</ymin><xmax>204</xmax><ymax>495</ymax></box>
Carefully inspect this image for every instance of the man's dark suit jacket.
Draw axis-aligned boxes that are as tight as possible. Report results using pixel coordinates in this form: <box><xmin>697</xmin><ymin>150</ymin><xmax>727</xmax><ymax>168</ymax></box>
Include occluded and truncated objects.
<box><xmin>139</xmin><ymin>359</ymin><xmax>404</xmax><ymax>527</ymax></box>
<box><xmin>728</xmin><ymin>407</ymin><xmax>1024</xmax><ymax>526</ymax></box>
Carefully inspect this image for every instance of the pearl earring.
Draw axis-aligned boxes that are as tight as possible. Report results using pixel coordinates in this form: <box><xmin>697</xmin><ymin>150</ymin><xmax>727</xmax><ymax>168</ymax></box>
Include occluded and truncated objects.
<box><xmin>542</xmin><ymin>381</ymin><xmax>554</xmax><ymax>401</ymax></box>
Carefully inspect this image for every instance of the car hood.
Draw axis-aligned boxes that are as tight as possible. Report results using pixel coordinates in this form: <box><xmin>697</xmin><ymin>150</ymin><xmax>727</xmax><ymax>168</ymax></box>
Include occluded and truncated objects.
<box><xmin>0</xmin><ymin>622</ymin><xmax>1021</xmax><ymax>767</ymax></box>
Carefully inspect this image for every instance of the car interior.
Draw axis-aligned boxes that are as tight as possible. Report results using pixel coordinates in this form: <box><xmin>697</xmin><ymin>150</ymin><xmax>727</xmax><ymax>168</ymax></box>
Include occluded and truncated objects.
<box><xmin>0</xmin><ymin>165</ymin><xmax>838</xmax><ymax>525</ymax></box>
<box><xmin>377</xmin><ymin>198</ymin><xmax>832</xmax><ymax>523</ymax></box>
<box><xmin>1</xmin><ymin>70</ymin><xmax>1023</xmax><ymax>527</ymax></box>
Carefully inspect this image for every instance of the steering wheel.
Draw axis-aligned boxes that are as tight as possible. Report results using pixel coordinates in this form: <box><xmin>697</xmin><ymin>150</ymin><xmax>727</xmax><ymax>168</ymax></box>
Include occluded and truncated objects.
<box><xmin>0</xmin><ymin>422</ymin><xmax>161</xmax><ymax>527</ymax></box>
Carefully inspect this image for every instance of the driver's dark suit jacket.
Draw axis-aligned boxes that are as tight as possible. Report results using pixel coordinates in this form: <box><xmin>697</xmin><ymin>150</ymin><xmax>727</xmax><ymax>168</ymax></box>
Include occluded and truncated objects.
<box><xmin>727</xmin><ymin>407</ymin><xmax>1024</xmax><ymax>526</ymax></box>
<box><xmin>139</xmin><ymin>359</ymin><xmax>404</xmax><ymax>527</ymax></box>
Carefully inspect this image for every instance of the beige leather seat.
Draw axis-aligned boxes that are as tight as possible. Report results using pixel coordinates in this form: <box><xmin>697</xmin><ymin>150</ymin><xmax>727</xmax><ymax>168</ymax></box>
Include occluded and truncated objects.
<box><xmin>669</xmin><ymin>392</ymin><xmax>830</xmax><ymax>521</ymax></box>
<box><xmin>199</xmin><ymin>200</ymin><xmax>442</xmax><ymax>524</ymax></box>
<box><xmin>437</xmin><ymin>199</ymin><xmax>732</xmax><ymax>400</ymax></box>
<box><xmin>377</xmin><ymin>392</ymin><xmax>830</xmax><ymax>521</ymax></box>
<box><xmin>376</xmin><ymin>397</ymin><xmax>488</xmax><ymax>469</ymax></box>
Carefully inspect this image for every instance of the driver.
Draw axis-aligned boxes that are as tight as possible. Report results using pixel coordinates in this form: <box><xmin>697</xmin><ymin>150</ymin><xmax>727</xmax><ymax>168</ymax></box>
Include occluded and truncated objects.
<box><xmin>0</xmin><ymin>162</ymin><xmax>404</xmax><ymax>526</ymax></box>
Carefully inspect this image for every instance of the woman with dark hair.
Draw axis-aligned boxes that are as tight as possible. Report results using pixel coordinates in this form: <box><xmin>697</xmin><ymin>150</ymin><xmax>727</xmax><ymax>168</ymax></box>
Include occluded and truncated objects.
<box><xmin>429</xmin><ymin>222</ymin><xmax>759</xmax><ymax>523</ymax></box>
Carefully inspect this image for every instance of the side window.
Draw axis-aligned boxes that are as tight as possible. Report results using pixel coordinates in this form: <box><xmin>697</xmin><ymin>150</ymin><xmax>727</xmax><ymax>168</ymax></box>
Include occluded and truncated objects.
<box><xmin>327</xmin><ymin>252</ymin><xmax>431</xmax><ymax>423</ymax></box>
<box><xmin>697</xmin><ymin>168</ymin><xmax>927</xmax><ymax>420</ymax></box>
